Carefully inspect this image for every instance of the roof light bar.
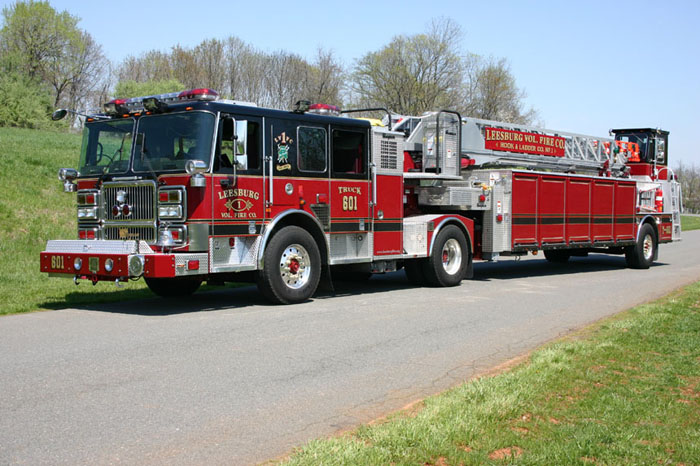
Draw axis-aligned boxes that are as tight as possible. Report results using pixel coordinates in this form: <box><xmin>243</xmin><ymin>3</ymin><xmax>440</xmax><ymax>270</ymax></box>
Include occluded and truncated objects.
<box><xmin>178</xmin><ymin>88</ymin><xmax>219</xmax><ymax>101</ymax></box>
<box><xmin>102</xmin><ymin>88</ymin><xmax>220</xmax><ymax>117</ymax></box>
<box><xmin>104</xmin><ymin>98</ymin><xmax>128</xmax><ymax>116</ymax></box>
<box><xmin>308</xmin><ymin>103</ymin><xmax>341</xmax><ymax>116</ymax></box>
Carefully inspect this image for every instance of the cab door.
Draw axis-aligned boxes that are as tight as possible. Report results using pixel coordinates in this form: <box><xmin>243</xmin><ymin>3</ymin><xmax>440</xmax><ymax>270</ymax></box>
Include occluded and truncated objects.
<box><xmin>328</xmin><ymin>127</ymin><xmax>371</xmax><ymax>263</ymax></box>
<box><xmin>210</xmin><ymin>114</ymin><xmax>265</xmax><ymax>271</ymax></box>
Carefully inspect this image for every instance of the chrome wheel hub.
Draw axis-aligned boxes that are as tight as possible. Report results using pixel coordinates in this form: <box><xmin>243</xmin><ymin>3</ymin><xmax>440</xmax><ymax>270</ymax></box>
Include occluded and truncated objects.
<box><xmin>441</xmin><ymin>238</ymin><xmax>463</xmax><ymax>275</ymax></box>
<box><xmin>643</xmin><ymin>234</ymin><xmax>654</xmax><ymax>261</ymax></box>
<box><xmin>279</xmin><ymin>244</ymin><xmax>311</xmax><ymax>289</ymax></box>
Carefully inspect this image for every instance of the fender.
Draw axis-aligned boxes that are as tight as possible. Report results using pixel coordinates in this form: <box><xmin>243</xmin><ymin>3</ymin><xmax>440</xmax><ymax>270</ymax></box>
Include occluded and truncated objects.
<box><xmin>636</xmin><ymin>214</ymin><xmax>658</xmax><ymax>242</ymax></box>
<box><xmin>257</xmin><ymin>209</ymin><xmax>329</xmax><ymax>268</ymax></box>
<box><xmin>428</xmin><ymin>215</ymin><xmax>475</xmax><ymax>257</ymax></box>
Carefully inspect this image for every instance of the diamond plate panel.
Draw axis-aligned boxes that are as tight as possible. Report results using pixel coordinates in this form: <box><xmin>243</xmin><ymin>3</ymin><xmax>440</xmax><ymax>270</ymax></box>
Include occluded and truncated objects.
<box><xmin>329</xmin><ymin>233</ymin><xmax>371</xmax><ymax>262</ymax></box>
<box><xmin>402</xmin><ymin>222</ymin><xmax>428</xmax><ymax>256</ymax></box>
<box><xmin>44</xmin><ymin>240</ymin><xmax>153</xmax><ymax>255</ymax></box>
<box><xmin>210</xmin><ymin>236</ymin><xmax>261</xmax><ymax>271</ymax></box>
<box><xmin>174</xmin><ymin>253</ymin><xmax>209</xmax><ymax>276</ymax></box>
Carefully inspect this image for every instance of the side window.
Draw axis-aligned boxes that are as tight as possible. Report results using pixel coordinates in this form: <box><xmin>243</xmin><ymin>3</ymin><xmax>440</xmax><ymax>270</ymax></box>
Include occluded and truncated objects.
<box><xmin>215</xmin><ymin>118</ymin><xmax>261</xmax><ymax>173</ymax></box>
<box><xmin>297</xmin><ymin>126</ymin><xmax>327</xmax><ymax>172</ymax></box>
<box><xmin>237</xmin><ymin>120</ymin><xmax>261</xmax><ymax>171</ymax></box>
<box><xmin>332</xmin><ymin>129</ymin><xmax>366</xmax><ymax>175</ymax></box>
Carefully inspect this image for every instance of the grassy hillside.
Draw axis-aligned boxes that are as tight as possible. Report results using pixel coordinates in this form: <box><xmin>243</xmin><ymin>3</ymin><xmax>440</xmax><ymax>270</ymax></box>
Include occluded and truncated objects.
<box><xmin>0</xmin><ymin>127</ymin><xmax>149</xmax><ymax>315</ymax></box>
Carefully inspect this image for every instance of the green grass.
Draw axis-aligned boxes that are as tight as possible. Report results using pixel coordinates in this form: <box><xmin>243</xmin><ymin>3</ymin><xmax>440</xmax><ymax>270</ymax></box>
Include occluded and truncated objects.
<box><xmin>285</xmin><ymin>282</ymin><xmax>700</xmax><ymax>465</ymax></box>
<box><xmin>0</xmin><ymin>126</ymin><xmax>152</xmax><ymax>315</ymax></box>
<box><xmin>682</xmin><ymin>215</ymin><xmax>700</xmax><ymax>232</ymax></box>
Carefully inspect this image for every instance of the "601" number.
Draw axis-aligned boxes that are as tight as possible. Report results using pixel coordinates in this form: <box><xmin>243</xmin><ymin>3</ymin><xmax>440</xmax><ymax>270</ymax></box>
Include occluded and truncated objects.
<box><xmin>342</xmin><ymin>195</ymin><xmax>358</xmax><ymax>211</ymax></box>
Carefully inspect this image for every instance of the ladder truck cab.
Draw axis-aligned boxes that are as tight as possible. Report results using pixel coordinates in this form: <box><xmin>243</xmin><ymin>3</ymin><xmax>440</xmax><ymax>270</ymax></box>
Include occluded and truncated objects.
<box><xmin>41</xmin><ymin>89</ymin><xmax>681</xmax><ymax>304</ymax></box>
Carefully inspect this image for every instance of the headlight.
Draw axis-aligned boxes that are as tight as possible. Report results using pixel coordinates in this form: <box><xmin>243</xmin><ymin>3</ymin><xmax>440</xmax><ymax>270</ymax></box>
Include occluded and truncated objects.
<box><xmin>73</xmin><ymin>258</ymin><xmax>82</xmax><ymax>270</ymax></box>
<box><xmin>158</xmin><ymin>205</ymin><xmax>182</xmax><ymax>218</ymax></box>
<box><xmin>104</xmin><ymin>258</ymin><xmax>114</xmax><ymax>272</ymax></box>
<box><xmin>77</xmin><ymin>207</ymin><xmax>98</xmax><ymax>220</ymax></box>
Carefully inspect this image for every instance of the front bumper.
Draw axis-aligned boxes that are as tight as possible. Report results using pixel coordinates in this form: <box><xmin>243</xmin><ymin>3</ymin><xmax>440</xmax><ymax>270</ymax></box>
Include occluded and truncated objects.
<box><xmin>40</xmin><ymin>240</ymin><xmax>207</xmax><ymax>282</ymax></box>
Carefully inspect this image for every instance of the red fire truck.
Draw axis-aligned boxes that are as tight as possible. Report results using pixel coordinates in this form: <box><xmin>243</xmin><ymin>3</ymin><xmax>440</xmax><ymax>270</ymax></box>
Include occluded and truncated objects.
<box><xmin>41</xmin><ymin>89</ymin><xmax>682</xmax><ymax>304</ymax></box>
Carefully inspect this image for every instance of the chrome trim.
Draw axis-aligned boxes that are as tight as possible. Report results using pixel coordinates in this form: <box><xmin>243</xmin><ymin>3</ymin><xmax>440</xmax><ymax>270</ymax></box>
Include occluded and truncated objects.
<box><xmin>429</xmin><ymin>217</ymin><xmax>474</xmax><ymax>257</ymax></box>
<box><xmin>157</xmin><ymin>185</ymin><xmax>187</xmax><ymax>222</ymax></box>
<box><xmin>636</xmin><ymin>215</ymin><xmax>658</xmax><ymax>242</ymax></box>
<box><xmin>102</xmin><ymin>180</ymin><xmax>157</xmax><ymax>222</ymax></box>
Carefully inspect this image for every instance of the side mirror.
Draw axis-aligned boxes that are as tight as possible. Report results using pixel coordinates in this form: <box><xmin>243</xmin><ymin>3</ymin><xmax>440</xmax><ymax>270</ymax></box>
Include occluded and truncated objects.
<box><xmin>185</xmin><ymin>159</ymin><xmax>208</xmax><ymax>188</ymax></box>
<box><xmin>58</xmin><ymin>167</ymin><xmax>79</xmax><ymax>192</ymax></box>
<box><xmin>52</xmin><ymin>109</ymin><xmax>68</xmax><ymax>121</ymax></box>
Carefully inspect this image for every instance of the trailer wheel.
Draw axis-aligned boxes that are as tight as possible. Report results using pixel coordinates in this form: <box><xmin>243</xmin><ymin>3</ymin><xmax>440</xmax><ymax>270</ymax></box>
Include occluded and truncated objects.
<box><xmin>145</xmin><ymin>277</ymin><xmax>202</xmax><ymax>297</ymax></box>
<box><xmin>257</xmin><ymin>226</ymin><xmax>321</xmax><ymax>304</ymax></box>
<box><xmin>625</xmin><ymin>223</ymin><xmax>656</xmax><ymax>269</ymax></box>
<box><xmin>404</xmin><ymin>259</ymin><xmax>427</xmax><ymax>286</ymax></box>
<box><xmin>544</xmin><ymin>250</ymin><xmax>571</xmax><ymax>263</ymax></box>
<box><xmin>423</xmin><ymin>225</ymin><xmax>469</xmax><ymax>287</ymax></box>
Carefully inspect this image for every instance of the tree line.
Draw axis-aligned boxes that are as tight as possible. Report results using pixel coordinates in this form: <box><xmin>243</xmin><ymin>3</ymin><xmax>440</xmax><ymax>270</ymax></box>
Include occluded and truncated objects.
<box><xmin>0</xmin><ymin>2</ymin><xmax>534</xmax><ymax>127</ymax></box>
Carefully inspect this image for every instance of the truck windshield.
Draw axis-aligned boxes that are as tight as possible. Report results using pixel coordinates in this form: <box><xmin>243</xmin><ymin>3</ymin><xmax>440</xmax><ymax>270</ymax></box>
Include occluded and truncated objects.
<box><xmin>79</xmin><ymin>119</ymin><xmax>135</xmax><ymax>176</ymax></box>
<box><xmin>133</xmin><ymin>111</ymin><xmax>216</xmax><ymax>173</ymax></box>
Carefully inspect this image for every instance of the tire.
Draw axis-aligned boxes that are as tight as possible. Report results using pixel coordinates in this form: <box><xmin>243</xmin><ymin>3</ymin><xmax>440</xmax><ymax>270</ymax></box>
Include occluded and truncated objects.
<box><xmin>404</xmin><ymin>259</ymin><xmax>427</xmax><ymax>286</ymax></box>
<box><xmin>625</xmin><ymin>223</ymin><xmax>657</xmax><ymax>269</ymax></box>
<box><xmin>422</xmin><ymin>225</ymin><xmax>470</xmax><ymax>287</ymax></box>
<box><xmin>257</xmin><ymin>226</ymin><xmax>321</xmax><ymax>304</ymax></box>
<box><xmin>544</xmin><ymin>250</ymin><xmax>571</xmax><ymax>263</ymax></box>
<box><xmin>145</xmin><ymin>277</ymin><xmax>202</xmax><ymax>297</ymax></box>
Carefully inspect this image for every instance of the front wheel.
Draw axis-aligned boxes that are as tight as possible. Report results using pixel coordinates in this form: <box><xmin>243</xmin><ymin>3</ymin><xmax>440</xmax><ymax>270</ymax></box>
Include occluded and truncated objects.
<box><xmin>257</xmin><ymin>226</ymin><xmax>321</xmax><ymax>304</ymax></box>
<box><xmin>422</xmin><ymin>225</ymin><xmax>470</xmax><ymax>287</ymax></box>
<box><xmin>145</xmin><ymin>277</ymin><xmax>202</xmax><ymax>297</ymax></box>
<box><xmin>625</xmin><ymin>223</ymin><xmax>657</xmax><ymax>269</ymax></box>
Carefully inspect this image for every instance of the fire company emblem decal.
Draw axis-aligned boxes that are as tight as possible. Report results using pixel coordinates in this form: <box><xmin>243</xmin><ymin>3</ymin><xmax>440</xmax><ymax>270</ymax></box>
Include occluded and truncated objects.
<box><xmin>274</xmin><ymin>132</ymin><xmax>293</xmax><ymax>171</ymax></box>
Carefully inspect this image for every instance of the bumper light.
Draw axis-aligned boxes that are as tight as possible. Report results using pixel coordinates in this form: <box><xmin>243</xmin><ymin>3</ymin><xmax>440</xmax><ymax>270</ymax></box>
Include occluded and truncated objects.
<box><xmin>128</xmin><ymin>255</ymin><xmax>145</xmax><ymax>277</ymax></box>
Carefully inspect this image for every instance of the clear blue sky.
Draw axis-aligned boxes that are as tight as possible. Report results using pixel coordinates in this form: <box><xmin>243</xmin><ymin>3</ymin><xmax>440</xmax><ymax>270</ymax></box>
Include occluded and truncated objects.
<box><xmin>4</xmin><ymin>0</ymin><xmax>698</xmax><ymax>166</ymax></box>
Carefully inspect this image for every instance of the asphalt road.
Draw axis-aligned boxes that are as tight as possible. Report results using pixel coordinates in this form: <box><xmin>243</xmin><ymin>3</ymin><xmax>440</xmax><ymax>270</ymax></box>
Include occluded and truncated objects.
<box><xmin>2</xmin><ymin>231</ymin><xmax>700</xmax><ymax>465</ymax></box>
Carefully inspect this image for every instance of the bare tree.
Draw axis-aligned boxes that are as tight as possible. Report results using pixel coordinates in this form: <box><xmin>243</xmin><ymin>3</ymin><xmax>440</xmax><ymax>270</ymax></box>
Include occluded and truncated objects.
<box><xmin>303</xmin><ymin>47</ymin><xmax>344</xmax><ymax>105</ymax></box>
<box><xmin>224</xmin><ymin>37</ymin><xmax>270</xmax><ymax>103</ymax></box>
<box><xmin>117</xmin><ymin>50</ymin><xmax>172</xmax><ymax>83</ymax></box>
<box><xmin>675</xmin><ymin>162</ymin><xmax>700</xmax><ymax>214</ymax></box>
<box><xmin>462</xmin><ymin>56</ymin><xmax>537</xmax><ymax>124</ymax></box>
<box><xmin>350</xmin><ymin>18</ymin><xmax>464</xmax><ymax>115</ymax></box>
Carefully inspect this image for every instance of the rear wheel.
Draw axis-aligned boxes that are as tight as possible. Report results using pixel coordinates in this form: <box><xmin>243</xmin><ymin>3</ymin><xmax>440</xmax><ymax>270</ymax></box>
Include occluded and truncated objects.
<box><xmin>544</xmin><ymin>250</ymin><xmax>571</xmax><ymax>263</ymax></box>
<box><xmin>422</xmin><ymin>225</ymin><xmax>470</xmax><ymax>287</ymax></box>
<box><xmin>257</xmin><ymin>226</ymin><xmax>321</xmax><ymax>304</ymax></box>
<box><xmin>145</xmin><ymin>277</ymin><xmax>202</xmax><ymax>297</ymax></box>
<box><xmin>626</xmin><ymin>223</ymin><xmax>657</xmax><ymax>269</ymax></box>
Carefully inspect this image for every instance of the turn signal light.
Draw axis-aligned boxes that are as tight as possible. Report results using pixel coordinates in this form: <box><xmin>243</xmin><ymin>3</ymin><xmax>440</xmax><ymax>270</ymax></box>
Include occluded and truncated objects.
<box><xmin>187</xmin><ymin>260</ymin><xmax>200</xmax><ymax>271</ymax></box>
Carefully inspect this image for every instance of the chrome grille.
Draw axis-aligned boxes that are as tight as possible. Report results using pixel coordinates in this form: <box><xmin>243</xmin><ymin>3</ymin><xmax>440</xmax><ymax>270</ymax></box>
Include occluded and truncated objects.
<box><xmin>103</xmin><ymin>181</ymin><xmax>156</xmax><ymax>221</ymax></box>
<box><xmin>104</xmin><ymin>225</ymin><xmax>156</xmax><ymax>242</ymax></box>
